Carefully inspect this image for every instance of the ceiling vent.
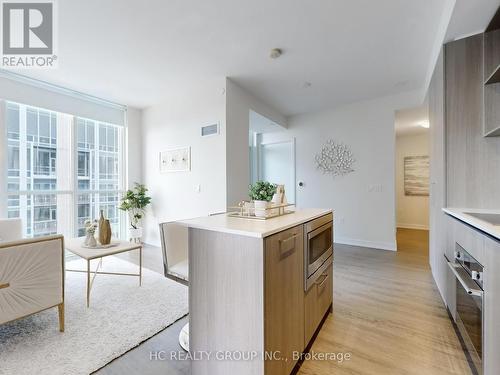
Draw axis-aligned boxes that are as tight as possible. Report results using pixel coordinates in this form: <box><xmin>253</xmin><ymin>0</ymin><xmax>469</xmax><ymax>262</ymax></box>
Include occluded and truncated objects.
<box><xmin>201</xmin><ymin>123</ymin><xmax>219</xmax><ymax>137</ymax></box>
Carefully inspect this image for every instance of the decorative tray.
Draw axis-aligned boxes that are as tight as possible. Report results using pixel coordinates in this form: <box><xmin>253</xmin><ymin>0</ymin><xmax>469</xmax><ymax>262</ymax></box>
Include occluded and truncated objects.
<box><xmin>81</xmin><ymin>242</ymin><xmax>120</xmax><ymax>249</ymax></box>
<box><xmin>227</xmin><ymin>202</ymin><xmax>295</xmax><ymax>220</ymax></box>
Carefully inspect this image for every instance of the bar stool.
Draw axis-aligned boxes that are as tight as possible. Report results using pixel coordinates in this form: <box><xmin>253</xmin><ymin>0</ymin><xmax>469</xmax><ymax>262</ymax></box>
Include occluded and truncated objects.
<box><xmin>159</xmin><ymin>221</ymin><xmax>189</xmax><ymax>351</ymax></box>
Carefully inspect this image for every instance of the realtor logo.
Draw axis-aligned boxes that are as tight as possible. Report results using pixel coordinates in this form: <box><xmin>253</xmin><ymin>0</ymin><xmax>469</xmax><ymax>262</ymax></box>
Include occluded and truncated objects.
<box><xmin>1</xmin><ymin>0</ymin><xmax>57</xmax><ymax>68</ymax></box>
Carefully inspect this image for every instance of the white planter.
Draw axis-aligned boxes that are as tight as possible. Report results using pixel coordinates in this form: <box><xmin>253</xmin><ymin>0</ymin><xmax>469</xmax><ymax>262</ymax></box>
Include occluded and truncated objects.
<box><xmin>129</xmin><ymin>227</ymin><xmax>143</xmax><ymax>241</ymax></box>
<box><xmin>254</xmin><ymin>200</ymin><xmax>269</xmax><ymax>218</ymax></box>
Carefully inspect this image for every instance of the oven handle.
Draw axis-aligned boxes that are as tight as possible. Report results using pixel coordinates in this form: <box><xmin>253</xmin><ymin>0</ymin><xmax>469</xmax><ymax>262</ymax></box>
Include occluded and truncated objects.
<box><xmin>447</xmin><ymin>261</ymin><xmax>483</xmax><ymax>297</ymax></box>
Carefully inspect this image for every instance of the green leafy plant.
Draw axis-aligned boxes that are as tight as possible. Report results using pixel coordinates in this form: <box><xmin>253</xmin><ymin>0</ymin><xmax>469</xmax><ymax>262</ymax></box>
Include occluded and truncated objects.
<box><xmin>249</xmin><ymin>181</ymin><xmax>277</xmax><ymax>202</ymax></box>
<box><xmin>119</xmin><ymin>183</ymin><xmax>152</xmax><ymax>229</ymax></box>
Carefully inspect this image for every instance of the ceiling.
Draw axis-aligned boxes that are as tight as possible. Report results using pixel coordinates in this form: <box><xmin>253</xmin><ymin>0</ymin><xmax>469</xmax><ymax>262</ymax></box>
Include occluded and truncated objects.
<box><xmin>445</xmin><ymin>0</ymin><xmax>500</xmax><ymax>42</ymax></box>
<box><xmin>8</xmin><ymin>0</ymin><xmax>499</xmax><ymax>116</ymax></box>
<box><xmin>249</xmin><ymin>111</ymin><xmax>284</xmax><ymax>134</ymax></box>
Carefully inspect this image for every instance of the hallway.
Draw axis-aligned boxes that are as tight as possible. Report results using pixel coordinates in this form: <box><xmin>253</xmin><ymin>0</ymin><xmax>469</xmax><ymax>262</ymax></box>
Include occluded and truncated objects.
<box><xmin>298</xmin><ymin>229</ymin><xmax>471</xmax><ymax>375</ymax></box>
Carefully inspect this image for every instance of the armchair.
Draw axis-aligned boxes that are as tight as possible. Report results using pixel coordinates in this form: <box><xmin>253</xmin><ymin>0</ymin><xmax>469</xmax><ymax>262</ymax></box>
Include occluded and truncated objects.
<box><xmin>0</xmin><ymin>219</ymin><xmax>65</xmax><ymax>331</ymax></box>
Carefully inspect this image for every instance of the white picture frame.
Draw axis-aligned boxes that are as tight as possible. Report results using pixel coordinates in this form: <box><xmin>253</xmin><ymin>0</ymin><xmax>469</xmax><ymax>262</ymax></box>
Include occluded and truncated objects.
<box><xmin>160</xmin><ymin>147</ymin><xmax>191</xmax><ymax>173</ymax></box>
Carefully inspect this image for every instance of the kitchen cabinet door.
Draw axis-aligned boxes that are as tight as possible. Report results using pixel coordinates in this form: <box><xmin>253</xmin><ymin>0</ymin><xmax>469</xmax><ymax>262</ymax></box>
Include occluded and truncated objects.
<box><xmin>444</xmin><ymin>216</ymin><xmax>456</xmax><ymax>318</ymax></box>
<box><xmin>483</xmin><ymin>237</ymin><xmax>500</xmax><ymax>375</ymax></box>
<box><xmin>264</xmin><ymin>225</ymin><xmax>304</xmax><ymax>375</ymax></box>
<box><xmin>429</xmin><ymin>48</ymin><xmax>447</xmax><ymax>303</ymax></box>
<box><xmin>304</xmin><ymin>263</ymin><xmax>333</xmax><ymax>345</ymax></box>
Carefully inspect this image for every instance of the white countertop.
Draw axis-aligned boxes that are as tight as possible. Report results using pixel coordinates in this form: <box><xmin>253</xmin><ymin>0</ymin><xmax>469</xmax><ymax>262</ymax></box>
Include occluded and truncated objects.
<box><xmin>178</xmin><ymin>208</ymin><xmax>332</xmax><ymax>238</ymax></box>
<box><xmin>443</xmin><ymin>207</ymin><xmax>500</xmax><ymax>240</ymax></box>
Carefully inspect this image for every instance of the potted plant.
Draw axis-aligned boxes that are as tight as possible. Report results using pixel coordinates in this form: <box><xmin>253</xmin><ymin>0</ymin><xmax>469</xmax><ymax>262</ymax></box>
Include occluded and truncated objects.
<box><xmin>119</xmin><ymin>183</ymin><xmax>152</xmax><ymax>242</ymax></box>
<box><xmin>249</xmin><ymin>181</ymin><xmax>277</xmax><ymax>218</ymax></box>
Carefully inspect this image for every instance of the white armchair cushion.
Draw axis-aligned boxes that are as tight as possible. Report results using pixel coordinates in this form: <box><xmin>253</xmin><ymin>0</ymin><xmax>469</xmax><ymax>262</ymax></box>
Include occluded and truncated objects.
<box><xmin>0</xmin><ymin>218</ymin><xmax>23</xmax><ymax>242</ymax></box>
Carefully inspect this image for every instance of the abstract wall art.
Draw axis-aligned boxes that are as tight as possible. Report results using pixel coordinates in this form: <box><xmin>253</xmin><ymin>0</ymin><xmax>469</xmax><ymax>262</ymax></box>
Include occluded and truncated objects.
<box><xmin>404</xmin><ymin>155</ymin><xmax>429</xmax><ymax>196</ymax></box>
<box><xmin>315</xmin><ymin>139</ymin><xmax>355</xmax><ymax>177</ymax></box>
<box><xmin>160</xmin><ymin>146</ymin><xmax>191</xmax><ymax>173</ymax></box>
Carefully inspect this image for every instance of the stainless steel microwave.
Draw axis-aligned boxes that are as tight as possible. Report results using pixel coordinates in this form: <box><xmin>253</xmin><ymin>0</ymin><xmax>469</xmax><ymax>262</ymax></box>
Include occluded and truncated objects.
<box><xmin>304</xmin><ymin>214</ymin><xmax>333</xmax><ymax>290</ymax></box>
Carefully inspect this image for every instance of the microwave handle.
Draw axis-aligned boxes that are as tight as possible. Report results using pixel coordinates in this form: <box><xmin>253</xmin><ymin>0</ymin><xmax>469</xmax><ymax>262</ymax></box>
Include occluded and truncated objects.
<box><xmin>307</xmin><ymin>222</ymin><xmax>332</xmax><ymax>240</ymax></box>
<box><xmin>447</xmin><ymin>261</ymin><xmax>483</xmax><ymax>297</ymax></box>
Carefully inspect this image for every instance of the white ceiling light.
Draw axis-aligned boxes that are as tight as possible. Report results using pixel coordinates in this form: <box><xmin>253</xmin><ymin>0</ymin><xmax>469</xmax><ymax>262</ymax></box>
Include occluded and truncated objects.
<box><xmin>416</xmin><ymin>121</ymin><xmax>430</xmax><ymax>128</ymax></box>
<box><xmin>269</xmin><ymin>48</ymin><xmax>282</xmax><ymax>59</ymax></box>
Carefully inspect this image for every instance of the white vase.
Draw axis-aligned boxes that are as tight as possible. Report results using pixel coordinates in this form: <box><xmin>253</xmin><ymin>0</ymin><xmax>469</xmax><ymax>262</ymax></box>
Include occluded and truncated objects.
<box><xmin>129</xmin><ymin>227</ymin><xmax>143</xmax><ymax>242</ymax></box>
<box><xmin>254</xmin><ymin>200</ymin><xmax>269</xmax><ymax>218</ymax></box>
<box><xmin>83</xmin><ymin>233</ymin><xmax>90</xmax><ymax>246</ymax></box>
<box><xmin>86</xmin><ymin>233</ymin><xmax>97</xmax><ymax>247</ymax></box>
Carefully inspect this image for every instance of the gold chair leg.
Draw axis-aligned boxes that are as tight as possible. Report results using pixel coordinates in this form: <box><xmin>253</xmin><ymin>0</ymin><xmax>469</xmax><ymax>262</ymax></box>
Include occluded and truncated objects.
<box><xmin>87</xmin><ymin>259</ymin><xmax>91</xmax><ymax>308</ymax></box>
<box><xmin>58</xmin><ymin>303</ymin><xmax>65</xmax><ymax>332</ymax></box>
<box><xmin>139</xmin><ymin>246</ymin><xmax>142</xmax><ymax>286</ymax></box>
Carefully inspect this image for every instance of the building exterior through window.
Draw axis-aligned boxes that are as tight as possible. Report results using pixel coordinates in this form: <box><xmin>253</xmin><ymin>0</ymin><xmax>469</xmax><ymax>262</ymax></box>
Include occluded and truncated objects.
<box><xmin>5</xmin><ymin>102</ymin><xmax>124</xmax><ymax>239</ymax></box>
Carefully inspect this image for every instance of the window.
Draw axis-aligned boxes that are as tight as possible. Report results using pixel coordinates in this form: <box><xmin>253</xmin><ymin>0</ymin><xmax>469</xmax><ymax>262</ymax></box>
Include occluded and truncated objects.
<box><xmin>33</xmin><ymin>147</ymin><xmax>56</xmax><ymax>176</ymax></box>
<box><xmin>76</xmin><ymin>118</ymin><xmax>122</xmax><ymax>237</ymax></box>
<box><xmin>7</xmin><ymin>103</ymin><xmax>19</xmax><ymax>140</ymax></box>
<box><xmin>78</xmin><ymin>151</ymin><xmax>90</xmax><ymax>177</ymax></box>
<box><xmin>4</xmin><ymin>102</ymin><xmax>125</xmax><ymax>239</ymax></box>
<box><xmin>7</xmin><ymin>145</ymin><xmax>19</xmax><ymax>176</ymax></box>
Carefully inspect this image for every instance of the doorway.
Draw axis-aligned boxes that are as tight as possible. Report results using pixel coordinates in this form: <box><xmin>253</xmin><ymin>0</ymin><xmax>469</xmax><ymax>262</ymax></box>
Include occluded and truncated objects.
<box><xmin>394</xmin><ymin>104</ymin><xmax>430</xmax><ymax>252</ymax></box>
<box><xmin>258</xmin><ymin>139</ymin><xmax>296</xmax><ymax>204</ymax></box>
<box><xmin>249</xmin><ymin>110</ymin><xmax>296</xmax><ymax>204</ymax></box>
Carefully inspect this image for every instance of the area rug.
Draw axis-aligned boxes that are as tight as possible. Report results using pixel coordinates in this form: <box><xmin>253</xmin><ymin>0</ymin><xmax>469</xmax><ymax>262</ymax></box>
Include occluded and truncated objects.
<box><xmin>0</xmin><ymin>256</ymin><xmax>188</xmax><ymax>375</ymax></box>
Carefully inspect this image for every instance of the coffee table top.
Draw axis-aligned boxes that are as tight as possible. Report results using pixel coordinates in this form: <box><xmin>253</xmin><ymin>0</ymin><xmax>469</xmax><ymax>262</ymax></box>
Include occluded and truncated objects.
<box><xmin>65</xmin><ymin>237</ymin><xmax>142</xmax><ymax>260</ymax></box>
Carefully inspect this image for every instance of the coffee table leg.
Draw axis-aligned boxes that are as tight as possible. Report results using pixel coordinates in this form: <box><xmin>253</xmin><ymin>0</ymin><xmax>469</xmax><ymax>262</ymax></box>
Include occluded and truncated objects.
<box><xmin>87</xmin><ymin>259</ymin><xmax>90</xmax><ymax>308</ymax></box>
<box><xmin>139</xmin><ymin>246</ymin><xmax>142</xmax><ymax>286</ymax></box>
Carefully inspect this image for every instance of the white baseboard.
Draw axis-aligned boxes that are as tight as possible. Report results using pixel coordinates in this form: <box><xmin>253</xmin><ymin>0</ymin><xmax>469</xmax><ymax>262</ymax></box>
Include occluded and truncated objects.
<box><xmin>397</xmin><ymin>223</ymin><xmax>429</xmax><ymax>230</ymax></box>
<box><xmin>143</xmin><ymin>240</ymin><xmax>161</xmax><ymax>248</ymax></box>
<box><xmin>334</xmin><ymin>237</ymin><xmax>397</xmax><ymax>251</ymax></box>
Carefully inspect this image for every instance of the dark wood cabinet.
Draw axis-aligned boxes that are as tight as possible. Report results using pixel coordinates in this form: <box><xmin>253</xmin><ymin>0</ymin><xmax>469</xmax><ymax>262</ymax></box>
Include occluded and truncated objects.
<box><xmin>484</xmin><ymin>8</ymin><xmax>500</xmax><ymax>135</ymax></box>
<box><xmin>445</xmin><ymin>34</ymin><xmax>500</xmax><ymax>209</ymax></box>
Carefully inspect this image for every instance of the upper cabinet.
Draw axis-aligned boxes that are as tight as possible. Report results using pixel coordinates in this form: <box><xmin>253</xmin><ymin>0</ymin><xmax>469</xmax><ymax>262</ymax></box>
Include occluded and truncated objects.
<box><xmin>484</xmin><ymin>8</ymin><xmax>500</xmax><ymax>136</ymax></box>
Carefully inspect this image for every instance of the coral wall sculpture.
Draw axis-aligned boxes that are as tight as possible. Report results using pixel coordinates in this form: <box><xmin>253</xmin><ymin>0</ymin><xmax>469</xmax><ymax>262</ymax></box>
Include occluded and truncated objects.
<box><xmin>315</xmin><ymin>140</ymin><xmax>355</xmax><ymax>176</ymax></box>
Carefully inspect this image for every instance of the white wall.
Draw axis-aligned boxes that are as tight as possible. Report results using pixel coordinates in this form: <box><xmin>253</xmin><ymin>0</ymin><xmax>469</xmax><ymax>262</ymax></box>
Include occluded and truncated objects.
<box><xmin>126</xmin><ymin>107</ymin><xmax>143</xmax><ymax>188</ymax></box>
<box><xmin>225</xmin><ymin>79</ymin><xmax>287</xmax><ymax>206</ymax></box>
<box><xmin>262</xmin><ymin>91</ymin><xmax>421</xmax><ymax>251</ymax></box>
<box><xmin>141</xmin><ymin>78</ymin><xmax>227</xmax><ymax>246</ymax></box>
<box><xmin>396</xmin><ymin>132</ymin><xmax>430</xmax><ymax>230</ymax></box>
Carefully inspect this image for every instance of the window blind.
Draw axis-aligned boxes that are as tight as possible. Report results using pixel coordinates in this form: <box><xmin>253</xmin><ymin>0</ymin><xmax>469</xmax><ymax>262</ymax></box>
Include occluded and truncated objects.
<box><xmin>0</xmin><ymin>71</ymin><xmax>126</xmax><ymax>126</ymax></box>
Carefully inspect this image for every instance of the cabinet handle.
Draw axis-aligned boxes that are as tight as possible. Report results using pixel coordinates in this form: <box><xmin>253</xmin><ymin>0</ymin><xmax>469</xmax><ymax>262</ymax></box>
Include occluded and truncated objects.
<box><xmin>279</xmin><ymin>234</ymin><xmax>297</xmax><ymax>259</ymax></box>
<box><xmin>0</xmin><ymin>283</ymin><xmax>10</xmax><ymax>290</ymax></box>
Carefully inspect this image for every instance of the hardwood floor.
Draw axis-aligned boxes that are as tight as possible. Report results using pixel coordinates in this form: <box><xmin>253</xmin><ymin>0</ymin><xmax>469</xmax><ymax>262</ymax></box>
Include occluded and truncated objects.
<box><xmin>298</xmin><ymin>228</ymin><xmax>471</xmax><ymax>375</ymax></box>
<box><xmin>98</xmin><ymin>229</ymin><xmax>471</xmax><ymax>375</ymax></box>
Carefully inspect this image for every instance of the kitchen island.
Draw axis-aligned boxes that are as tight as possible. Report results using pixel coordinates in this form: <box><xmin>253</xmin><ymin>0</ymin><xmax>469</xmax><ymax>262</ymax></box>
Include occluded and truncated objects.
<box><xmin>179</xmin><ymin>208</ymin><xmax>333</xmax><ymax>375</ymax></box>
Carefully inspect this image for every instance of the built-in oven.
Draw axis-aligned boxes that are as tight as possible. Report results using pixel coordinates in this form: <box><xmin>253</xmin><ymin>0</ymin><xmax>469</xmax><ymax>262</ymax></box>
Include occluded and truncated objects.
<box><xmin>304</xmin><ymin>214</ymin><xmax>333</xmax><ymax>290</ymax></box>
<box><xmin>447</xmin><ymin>244</ymin><xmax>484</xmax><ymax>375</ymax></box>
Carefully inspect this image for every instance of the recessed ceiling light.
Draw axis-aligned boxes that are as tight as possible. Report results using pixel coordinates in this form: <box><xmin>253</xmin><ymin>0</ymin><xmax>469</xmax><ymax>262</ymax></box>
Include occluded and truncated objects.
<box><xmin>270</xmin><ymin>48</ymin><xmax>282</xmax><ymax>59</ymax></box>
<box><xmin>395</xmin><ymin>80</ymin><xmax>410</xmax><ymax>88</ymax></box>
<box><xmin>417</xmin><ymin>121</ymin><xmax>430</xmax><ymax>128</ymax></box>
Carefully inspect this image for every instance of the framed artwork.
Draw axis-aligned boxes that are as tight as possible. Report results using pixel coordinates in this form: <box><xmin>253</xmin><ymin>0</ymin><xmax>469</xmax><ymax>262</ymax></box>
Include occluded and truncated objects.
<box><xmin>404</xmin><ymin>155</ymin><xmax>429</xmax><ymax>196</ymax></box>
<box><xmin>160</xmin><ymin>147</ymin><xmax>191</xmax><ymax>173</ymax></box>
